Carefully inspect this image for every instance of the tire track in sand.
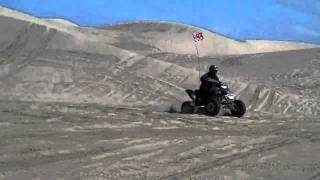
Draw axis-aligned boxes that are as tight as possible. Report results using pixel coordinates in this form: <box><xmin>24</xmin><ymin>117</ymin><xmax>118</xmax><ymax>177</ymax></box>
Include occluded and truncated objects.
<box><xmin>160</xmin><ymin>138</ymin><xmax>295</xmax><ymax>180</ymax></box>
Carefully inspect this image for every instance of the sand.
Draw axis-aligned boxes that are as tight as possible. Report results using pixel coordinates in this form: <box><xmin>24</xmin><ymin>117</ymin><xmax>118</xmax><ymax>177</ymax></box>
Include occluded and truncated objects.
<box><xmin>0</xmin><ymin>6</ymin><xmax>320</xmax><ymax>179</ymax></box>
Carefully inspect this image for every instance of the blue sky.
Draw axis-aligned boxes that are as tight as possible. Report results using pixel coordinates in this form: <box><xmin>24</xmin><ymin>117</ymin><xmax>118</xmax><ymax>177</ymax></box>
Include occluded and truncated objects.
<box><xmin>0</xmin><ymin>0</ymin><xmax>319</xmax><ymax>44</ymax></box>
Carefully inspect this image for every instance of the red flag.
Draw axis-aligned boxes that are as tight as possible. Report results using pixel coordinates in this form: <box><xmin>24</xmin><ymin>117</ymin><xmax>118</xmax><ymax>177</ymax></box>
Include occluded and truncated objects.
<box><xmin>193</xmin><ymin>32</ymin><xmax>204</xmax><ymax>43</ymax></box>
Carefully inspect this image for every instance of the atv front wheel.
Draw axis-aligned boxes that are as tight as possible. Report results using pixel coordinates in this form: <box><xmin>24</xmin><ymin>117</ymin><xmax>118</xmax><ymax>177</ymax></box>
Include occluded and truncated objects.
<box><xmin>181</xmin><ymin>101</ymin><xmax>194</xmax><ymax>114</ymax></box>
<box><xmin>231</xmin><ymin>100</ymin><xmax>246</xmax><ymax>118</ymax></box>
<box><xmin>205</xmin><ymin>100</ymin><xmax>220</xmax><ymax>116</ymax></box>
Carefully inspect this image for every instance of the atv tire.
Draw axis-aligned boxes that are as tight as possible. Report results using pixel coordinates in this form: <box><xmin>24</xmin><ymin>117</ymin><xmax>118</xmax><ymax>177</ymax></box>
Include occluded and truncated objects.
<box><xmin>181</xmin><ymin>101</ymin><xmax>194</xmax><ymax>114</ymax></box>
<box><xmin>231</xmin><ymin>100</ymin><xmax>246</xmax><ymax>118</ymax></box>
<box><xmin>205</xmin><ymin>99</ymin><xmax>220</xmax><ymax>116</ymax></box>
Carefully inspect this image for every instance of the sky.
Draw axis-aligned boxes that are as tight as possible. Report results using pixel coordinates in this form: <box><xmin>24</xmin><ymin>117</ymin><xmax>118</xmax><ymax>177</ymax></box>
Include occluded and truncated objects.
<box><xmin>0</xmin><ymin>0</ymin><xmax>319</xmax><ymax>44</ymax></box>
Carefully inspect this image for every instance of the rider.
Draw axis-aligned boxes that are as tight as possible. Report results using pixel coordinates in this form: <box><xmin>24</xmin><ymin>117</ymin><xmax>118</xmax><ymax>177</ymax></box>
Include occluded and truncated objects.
<box><xmin>197</xmin><ymin>65</ymin><xmax>222</xmax><ymax>103</ymax></box>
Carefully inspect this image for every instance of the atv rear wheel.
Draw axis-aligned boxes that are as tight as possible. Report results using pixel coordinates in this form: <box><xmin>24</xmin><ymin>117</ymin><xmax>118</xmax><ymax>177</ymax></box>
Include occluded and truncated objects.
<box><xmin>181</xmin><ymin>101</ymin><xmax>194</xmax><ymax>114</ymax></box>
<box><xmin>231</xmin><ymin>100</ymin><xmax>246</xmax><ymax>118</ymax></box>
<box><xmin>205</xmin><ymin>100</ymin><xmax>220</xmax><ymax>116</ymax></box>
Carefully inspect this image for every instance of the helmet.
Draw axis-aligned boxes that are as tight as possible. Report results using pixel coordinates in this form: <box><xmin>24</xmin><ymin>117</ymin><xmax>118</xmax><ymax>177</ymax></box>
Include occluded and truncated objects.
<box><xmin>209</xmin><ymin>65</ymin><xmax>218</xmax><ymax>73</ymax></box>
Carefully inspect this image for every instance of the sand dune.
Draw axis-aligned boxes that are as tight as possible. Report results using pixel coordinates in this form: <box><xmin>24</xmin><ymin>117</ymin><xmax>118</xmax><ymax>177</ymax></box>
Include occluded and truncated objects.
<box><xmin>1</xmin><ymin>6</ymin><xmax>320</xmax><ymax>179</ymax></box>
<box><xmin>104</xmin><ymin>22</ymin><xmax>318</xmax><ymax>56</ymax></box>
<box><xmin>0</xmin><ymin>7</ymin><xmax>80</xmax><ymax>34</ymax></box>
<box><xmin>1</xmin><ymin>6</ymin><xmax>320</xmax><ymax>117</ymax></box>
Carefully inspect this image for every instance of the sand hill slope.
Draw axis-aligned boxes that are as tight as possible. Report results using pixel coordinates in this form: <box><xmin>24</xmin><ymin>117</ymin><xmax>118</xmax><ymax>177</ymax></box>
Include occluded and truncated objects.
<box><xmin>103</xmin><ymin>22</ymin><xmax>318</xmax><ymax>56</ymax></box>
<box><xmin>0</xmin><ymin>7</ymin><xmax>199</xmax><ymax>109</ymax></box>
<box><xmin>0</xmin><ymin>6</ymin><xmax>320</xmax><ymax>116</ymax></box>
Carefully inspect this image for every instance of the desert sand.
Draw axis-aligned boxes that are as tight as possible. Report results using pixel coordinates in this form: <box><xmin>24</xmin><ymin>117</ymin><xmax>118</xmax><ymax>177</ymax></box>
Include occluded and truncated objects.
<box><xmin>1</xmin><ymin>6</ymin><xmax>320</xmax><ymax>180</ymax></box>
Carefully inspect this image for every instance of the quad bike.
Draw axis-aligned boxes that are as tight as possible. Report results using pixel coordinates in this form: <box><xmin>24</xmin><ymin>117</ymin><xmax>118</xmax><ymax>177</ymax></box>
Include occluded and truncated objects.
<box><xmin>181</xmin><ymin>82</ymin><xmax>246</xmax><ymax>118</ymax></box>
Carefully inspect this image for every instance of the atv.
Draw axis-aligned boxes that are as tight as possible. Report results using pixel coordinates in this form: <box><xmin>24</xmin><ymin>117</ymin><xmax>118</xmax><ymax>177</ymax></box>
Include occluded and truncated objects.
<box><xmin>181</xmin><ymin>82</ymin><xmax>246</xmax><ymax>118</ymax></box>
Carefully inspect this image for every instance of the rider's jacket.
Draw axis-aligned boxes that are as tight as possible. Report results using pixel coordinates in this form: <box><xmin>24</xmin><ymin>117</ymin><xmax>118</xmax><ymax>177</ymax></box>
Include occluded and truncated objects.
<box><xmin>200</xmin><ymin>72</ymin><xmax>220</xmax><ymax>92</ymax></box>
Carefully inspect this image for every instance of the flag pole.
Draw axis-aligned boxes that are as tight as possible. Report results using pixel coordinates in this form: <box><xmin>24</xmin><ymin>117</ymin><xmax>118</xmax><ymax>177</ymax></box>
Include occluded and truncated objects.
<box><xmin>193</xmin><ymin>32</ymin><xmax>203</xmax><ymax>84</ymax></box>
<box><xmin>194</xmin><ymin>42</ymin><xmax>201</xmax><ymax>80</ymax></box>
